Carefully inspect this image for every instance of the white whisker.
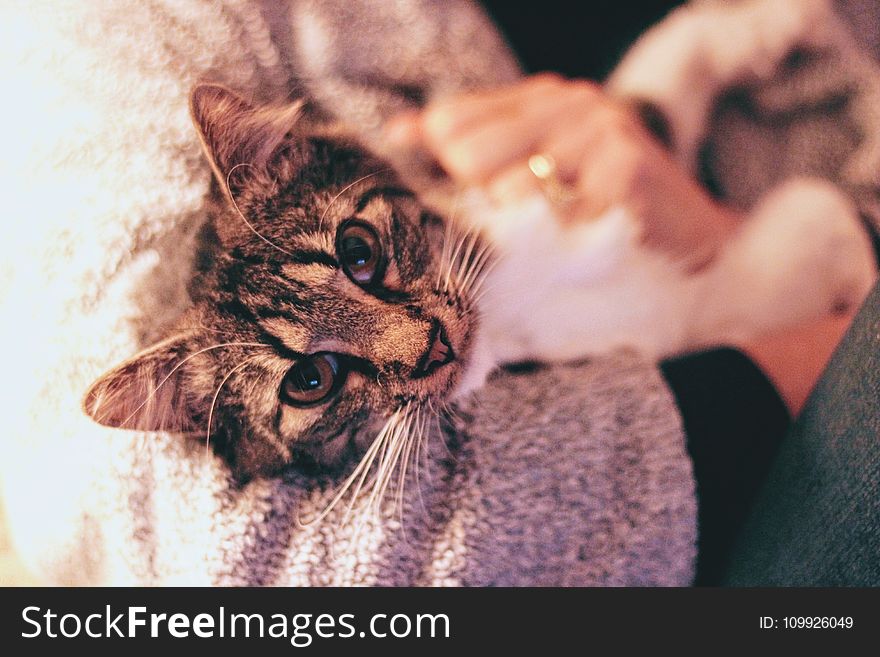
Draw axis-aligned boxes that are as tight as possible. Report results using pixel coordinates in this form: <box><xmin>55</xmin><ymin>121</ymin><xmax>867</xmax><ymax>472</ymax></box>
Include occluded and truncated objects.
<box><xmin>469</xmin><ymin>251</ymin><xmax>499</xmax><ymax>291</ymax></box>
<box><xmin>350</xmin><ymin>405</ymin><xmax>413</xmax><ymax>543</ymax></box>
<box><xmin>436</xmin><ymin>403</ymin><xmax>459</xmax><ymax>462</ymax></box>
<box><xmin>441</xmin><ymin>400</ymin><xmax>465</xmax><ymax>427</ymax></box>
<box><xmin>412</xmin><ymin>406</ymin><xmax>431</xmax><ymax>517</ymax></box>
<box><xmin>300</xmin><ymin>408</ymin><xmax>401</xmax><ymax>528</ymax></box>
<box><xmin>227</xmin><ymin>163</ymin><xmax>297</xmax><ymax>258</ymax></box>
<box><xmin>318</xmin><ymin>169</ymin><xmax>390</xmax><ymax>232</ymax></box>
<box><xmin>426</xmin><ymin>399</ymin><xmax>444</xmax><ymax>484</ymax></box>
<box><xmin>459</xmin><ymin>239</ymin><xmax>495</xmax><ymax>296</ymax></box>
<box><xmin>368</xmin><ymin>406</ymin><xmax>412</xmax><ymax>515</ymax></box>
<box><xmin>470</xmin><ymin>275</ymin><xmax>505</xmax><ymax>308</ymax></box>
<box><xmin>436</xmin><ymin>192</ymin><xmax>462</xmax><ymax>289</ymax></box>
<box><xmin>395</xmin><ymin>404</ymin><xmax>420</xmax><ymax>524</ymax></box>
<box><xmin>436</xmin><ymin>216</ymin><xmax>454</xmax><ymax>289</ymax></box>
<box><xmin>120</xmin><ymin>341</ymin><xmax>270</xmax><ymax>428</ymax></box>
<box><xmin>204</xmin><ymin>355</ymin><xmax>261</xmax><ymax>452</ymax></box>
<box><xmin>338</xmin><ymin>416</ymin><xmax>396</xmax><ymax>527</ymax></box>
<box><xmin>444</xmin><ymin>227</ymin><xmax>471</xmax><ymax>293</ymax></box>
<box><xmin>455</xmin><ymin>228</ymin><xmax>480</xmax><ymax>287</ymax></box>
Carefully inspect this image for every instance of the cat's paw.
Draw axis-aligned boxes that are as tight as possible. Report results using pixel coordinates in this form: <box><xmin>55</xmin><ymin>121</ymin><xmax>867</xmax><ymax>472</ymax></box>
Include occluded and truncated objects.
<box><xmin>712</xmin><ymin>178</ymin><xmax>877</xmax><ymax>338</ymax></box>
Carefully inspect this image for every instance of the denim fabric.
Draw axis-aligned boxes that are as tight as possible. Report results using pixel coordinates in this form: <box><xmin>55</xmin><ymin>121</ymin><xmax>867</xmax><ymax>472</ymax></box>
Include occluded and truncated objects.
<box><xmin>723</xmin><ymin>284</ymin><xmax>880</xmax><ymax>586</ymax></box>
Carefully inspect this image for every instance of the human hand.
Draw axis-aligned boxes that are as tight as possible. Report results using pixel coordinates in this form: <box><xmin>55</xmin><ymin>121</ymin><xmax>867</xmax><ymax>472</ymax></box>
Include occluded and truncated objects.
<box><xmin>386</xmin><ymin>74</ymin><xmax>740</xmax><ymax>269</ymax></box>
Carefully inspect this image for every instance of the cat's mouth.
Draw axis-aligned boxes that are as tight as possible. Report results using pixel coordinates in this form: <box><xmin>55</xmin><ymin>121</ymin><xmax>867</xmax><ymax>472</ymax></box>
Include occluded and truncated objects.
<box><xmin>411</xmin><ymin>319</ymin><xmax>455</xmax><ymax>379</ymax></box>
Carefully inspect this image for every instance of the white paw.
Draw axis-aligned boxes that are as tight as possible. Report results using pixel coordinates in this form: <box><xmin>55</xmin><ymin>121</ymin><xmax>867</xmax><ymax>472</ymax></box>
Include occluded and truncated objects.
<box><xmin>714</xmin><ymin>178</ymin><xmax>877</xmax><ymax>338</ymax></box>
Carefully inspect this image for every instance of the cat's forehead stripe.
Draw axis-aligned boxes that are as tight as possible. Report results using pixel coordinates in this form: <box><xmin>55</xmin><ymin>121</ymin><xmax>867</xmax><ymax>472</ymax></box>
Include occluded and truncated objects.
<box><xmin>280</xmin><ymin>262</ymin><xmax>336</xmax><ymax>287</ymax></box>
<box><xmin>292</xmin><ymin>231</ymin><xmax>336</xmax><ymax>254</ymax></box>
<box><xmin>286</xmin><ymin>250</ymin><xmax>337</xmax><ymax>268</ymax></box>
<box><xmin>355</xmin><ymin>186</ymin><xmax>415</xmax><ymax>212</ymax></box>
<box><xmin>259</xmin><ymin>317</ymin><xmax>312</xmax><ymax>353</ymax></box>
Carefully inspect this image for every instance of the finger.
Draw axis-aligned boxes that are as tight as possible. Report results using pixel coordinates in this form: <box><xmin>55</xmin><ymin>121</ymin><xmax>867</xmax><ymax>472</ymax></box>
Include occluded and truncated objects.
<box><xmin>569</xmin><ymin>131</ymin><xmax>644</xmax><ymax>219</ymax></box>
<box><xmin>485</xmin><ymin>161</ymin><xmax>543</xmax><ymax>206</ymax></box>
<box><xmin>383</xmin><ymin>111</ymin><xmax>423</xmax><ymax>149</ymax></box>
<box><xmin>437</xmin><ymin>113</ymin><xmax>546</xmax><ymax>182</ymax></box>
<box><xmin>479</xmin><ymin>93</ymin><xmax>633</xmax><ymax>213</ymax></box>
<box><xmin>553</xmin><ymin>100</ymin><xmax>644</xmax><ymax>178</ymax></box>
<box><xmin>435</xmin><ymin>81</ymin><xmax>607</xmax><ymax>183</ymax></box>
<box><xmin>421</xmin><ymin>73</ymin><xmax>573</xmax><ymax>143</ymax></box>
<box><xmin>514</xmin><ymin>102</ymin><xmax>639</xmax><ymax>221</ymax></box>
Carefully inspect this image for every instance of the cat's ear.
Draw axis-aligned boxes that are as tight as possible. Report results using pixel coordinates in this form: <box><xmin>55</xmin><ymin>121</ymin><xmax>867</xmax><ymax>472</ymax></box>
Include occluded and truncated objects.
<box><xmin>190</xmin><ymin>83</ymin><xmax>303</xmax><ymax>197</ymax></box>
<box><xmin>83</xmin><ymin>333</ymin><xmax>199</xmax><ymax>433</ymax></box>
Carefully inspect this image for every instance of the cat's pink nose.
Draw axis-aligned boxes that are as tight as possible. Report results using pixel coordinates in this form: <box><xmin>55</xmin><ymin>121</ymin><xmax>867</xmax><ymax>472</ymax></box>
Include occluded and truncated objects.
<box><xmin>412</xmin><ymin>320</ymin><xmax>455</xmax><ymax>378</ymax></box>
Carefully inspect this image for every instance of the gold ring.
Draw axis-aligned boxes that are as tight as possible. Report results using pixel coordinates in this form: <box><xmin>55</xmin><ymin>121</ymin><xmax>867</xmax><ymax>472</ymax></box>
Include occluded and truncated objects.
<box><xmin>528</xmin><ymin>153</ymin><xmax>577</xmax><ymax>207</ymax></box>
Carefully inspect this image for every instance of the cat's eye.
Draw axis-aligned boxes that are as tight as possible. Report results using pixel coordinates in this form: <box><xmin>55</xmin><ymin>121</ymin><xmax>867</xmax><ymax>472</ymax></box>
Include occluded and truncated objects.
<box><xmin>280</xmin><ymin>353</ymin><xmax>344</xmax><ymax>407</ymax></box>
<box><xmin>337</xmin><ymin>220</ymin><xmax>384</xmax><ymax>286</ymax></box>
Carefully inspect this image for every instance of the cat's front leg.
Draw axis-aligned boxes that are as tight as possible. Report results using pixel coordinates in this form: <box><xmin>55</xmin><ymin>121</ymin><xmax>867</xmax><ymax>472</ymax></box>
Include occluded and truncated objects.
<box><xmin>688</xmin><ymin>177</ymin><xmax>877</xmax><ymax>346</ymax></box>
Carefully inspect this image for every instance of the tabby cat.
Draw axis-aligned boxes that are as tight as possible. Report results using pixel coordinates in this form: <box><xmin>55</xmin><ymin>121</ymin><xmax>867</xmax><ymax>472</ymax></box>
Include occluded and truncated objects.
<box><xmin>83</xmin><ymin>83</ymin><xmax>876</xmax><ymax>488</ymax></box>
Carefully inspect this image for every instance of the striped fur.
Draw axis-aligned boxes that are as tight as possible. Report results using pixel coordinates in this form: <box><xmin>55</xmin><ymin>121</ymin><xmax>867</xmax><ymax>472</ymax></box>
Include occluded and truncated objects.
<box><xmin>84</xmin><ymin>85</ymin><xmax>485</xmax><ymax>480</ymax></box>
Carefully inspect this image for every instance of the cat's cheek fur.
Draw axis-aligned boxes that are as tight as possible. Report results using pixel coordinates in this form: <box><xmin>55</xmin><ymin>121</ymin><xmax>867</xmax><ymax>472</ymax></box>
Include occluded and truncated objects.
<box><xmin>228</xmin><ymin>431</ymin><xmax>292</xmax><ymax>481</ymax></box>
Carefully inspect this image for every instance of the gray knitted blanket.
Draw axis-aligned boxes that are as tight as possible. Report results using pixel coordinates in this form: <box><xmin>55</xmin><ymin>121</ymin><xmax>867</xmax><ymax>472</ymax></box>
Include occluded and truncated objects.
<box><xmin>1</xmin><ymin>0</ymin><xmax>876</xmax><ymax>586</ymax></box>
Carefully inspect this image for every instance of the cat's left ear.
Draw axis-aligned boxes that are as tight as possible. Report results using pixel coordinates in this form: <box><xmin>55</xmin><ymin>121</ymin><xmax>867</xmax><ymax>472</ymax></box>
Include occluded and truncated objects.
<box><xmin>82</xmin><ymin>333</ymin><xmax>199</xmax><ymax>434</ymax></box>
<box><xmin>190</xmin><ymin>83</ymin><xmax>304</xmax><ymax>197</ymax></box>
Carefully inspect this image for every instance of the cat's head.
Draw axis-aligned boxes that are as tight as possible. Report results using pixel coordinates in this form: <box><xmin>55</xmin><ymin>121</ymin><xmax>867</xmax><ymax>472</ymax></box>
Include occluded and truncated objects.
<box><xmin>83</xmin><ymin>84</ymin><xmax>489</xmax><ymax>478</ymax></box>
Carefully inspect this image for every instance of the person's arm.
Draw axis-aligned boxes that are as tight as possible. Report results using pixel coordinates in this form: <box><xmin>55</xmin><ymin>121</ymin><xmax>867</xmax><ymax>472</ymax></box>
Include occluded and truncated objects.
<box><xmin>723</xmin><ymin>286</ymin><xmax>880</xmax><ymax>586</ymax></box>
<box><xmin>740</xmin><ymin>313</ymin><xmax>856</xmax><ymax>417</ymax></box>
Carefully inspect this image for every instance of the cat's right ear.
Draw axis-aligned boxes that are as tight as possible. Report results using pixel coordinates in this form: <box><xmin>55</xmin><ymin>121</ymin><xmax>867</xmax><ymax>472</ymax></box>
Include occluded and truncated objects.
<box><xmin>189</xmin><ymin>84</ymin><xmax>303</xmax><ymax>198</ymax></box>
<box><xmin>82</xmin><ymin>333</ymin><xmax>199</xmax><ymax>434</ymax></box>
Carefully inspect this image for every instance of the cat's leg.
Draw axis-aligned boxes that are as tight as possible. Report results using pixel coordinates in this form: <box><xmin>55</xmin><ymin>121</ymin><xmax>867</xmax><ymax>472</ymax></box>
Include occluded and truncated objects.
<box><xmin>470</xmin><ymin>191</ymin><xmax>698</xmax><ymax>360</ymax></box>
<box><xmin>466</xmin><ymin>179</ymin><xmax>875</xmax><ymax>360</ymax></box>
<box><xmin>608</xmin><ymin>0</ymin><xmax>838</xmax><ymax>167</ymax></box>
<box><xmin>689</xmin><ymin>177</ymin><xmax>877</xmax><ymax>346</ymax></box>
